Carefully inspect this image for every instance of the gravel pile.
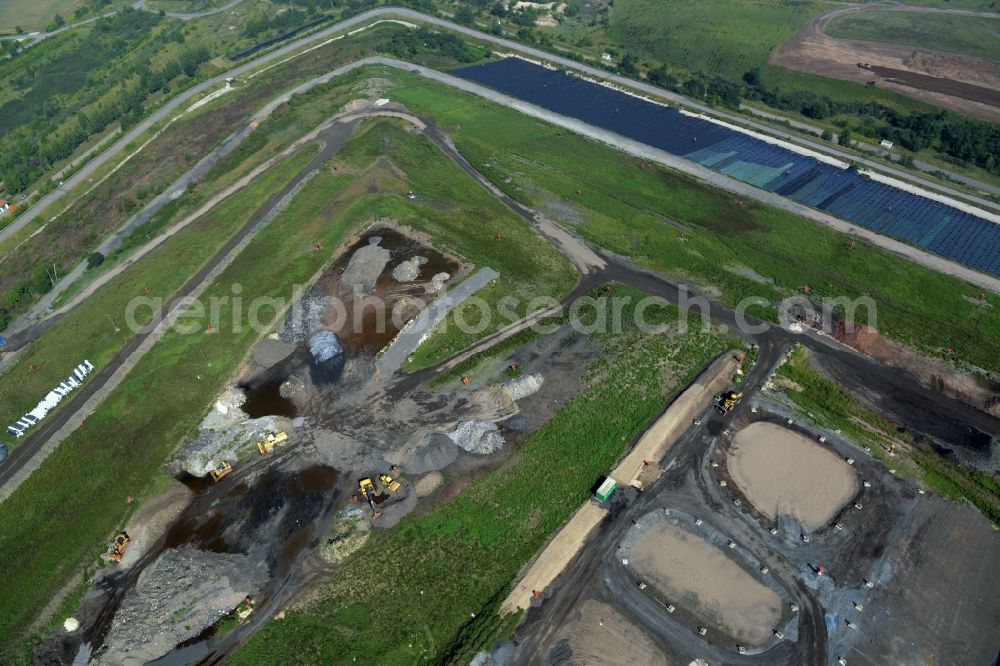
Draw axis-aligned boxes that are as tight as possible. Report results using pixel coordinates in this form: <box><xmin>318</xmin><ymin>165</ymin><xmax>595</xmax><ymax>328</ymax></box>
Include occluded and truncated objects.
<box><xmin>448</xmin><ymin>420</ymin><xmax>505</xmax><ymax>455</ymax></box>
<box><xmin>399</xmin><ymin>432</ymin><xmax>459</xmax><ymax>474</ymax></box>
<box><xmin>309</xmin><ymin>329</ymin><xmax>344</xmax><ymax>364</ymax></box>
<box><xmin>425</xmin><ymin>272</ymin><xmax>450</xmax><ymax>294</ymax></box>
<box><xmin>98</xmin><ymin>546</ymin><xmax>268</xmax><ymax>666</ymax></box>
<box><xmin>178</xmin><ymin>413</ymin><xmax>283</xmax><ymax>477</ymax></box>
<box><xmin>502</xmin><ymin>373</ymin><xmax>544</xmax><ymax>401</ymax></box>
<box><xmin>278</xmin><ymin>289</ymin><xmax>328</xmax><ymax>344</ymax></box>
<box><xmin>392</xmin><ymin>255</ymin><xmax>427</xmax><ymax>282</ymax></box>
<box><xmin>341</xmin><ymin>238</ymin><xmax>390</xmax><ymax>296</ymax></box>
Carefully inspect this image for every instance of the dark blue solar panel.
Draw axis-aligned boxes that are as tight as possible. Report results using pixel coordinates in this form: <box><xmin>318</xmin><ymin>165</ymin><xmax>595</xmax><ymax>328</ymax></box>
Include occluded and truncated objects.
<box><xmin>454</xmin><ymin>58</ymin><xmax>1000</xmax><ymax>277</ymax></box>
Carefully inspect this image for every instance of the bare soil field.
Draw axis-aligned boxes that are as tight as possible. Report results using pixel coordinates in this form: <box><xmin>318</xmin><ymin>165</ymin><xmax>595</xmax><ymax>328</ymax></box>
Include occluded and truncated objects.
<box><xmin>728</xmin><ymin>421</ymin><xmax>858</xmax><ymax>531</ymax></box>
<box><xmin>562</xmin><ymin>599</ymin><xmax>672</xmax><ymax>665</ymax></box>
<box><xmin>628</xmin><ymin>522</ymin><xmax>781</xmax><ymax>646</ymax></box>
<box><xmin>847</xmin><ymin>498</ymin><xmax>1000</xmax><ymax>666</ymax></box>
<box><xmin>770</xmin><ymin>6</ymin><xmax>1000</xmax><ymax>121</ymax></box>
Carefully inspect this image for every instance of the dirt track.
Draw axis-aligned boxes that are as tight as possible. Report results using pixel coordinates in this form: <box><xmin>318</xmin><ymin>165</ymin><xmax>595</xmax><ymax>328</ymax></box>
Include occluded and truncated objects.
<box><xmin>770</xmin><ymin>4</ymin><xmax>1000</xmax><ymax>121</ymax></box>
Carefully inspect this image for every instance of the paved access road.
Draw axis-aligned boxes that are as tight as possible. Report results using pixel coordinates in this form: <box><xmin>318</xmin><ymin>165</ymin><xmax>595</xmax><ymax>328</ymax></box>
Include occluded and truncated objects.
<box><xmin>5</xmin><ymin>6</ymin><xmax>996</xmax><ymax>247</ymax></box>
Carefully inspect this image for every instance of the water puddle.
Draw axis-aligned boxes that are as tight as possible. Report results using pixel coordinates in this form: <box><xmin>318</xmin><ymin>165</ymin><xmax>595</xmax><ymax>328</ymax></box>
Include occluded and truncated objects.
<box><xmin>240</xmin><ymin>377</ymin><xmax>298</xmax><ymax>419</ymax></box>
<box><xmin>319</xmin><ymin>227</ymin><xmax>460</xmax><ymax>355</ymax></box>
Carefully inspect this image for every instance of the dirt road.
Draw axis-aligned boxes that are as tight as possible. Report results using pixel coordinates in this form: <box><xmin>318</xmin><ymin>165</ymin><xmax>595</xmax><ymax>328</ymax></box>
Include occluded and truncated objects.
<box><xmin>771</xmin><ymin>4</ymin><xmax>1000</xmax><ymax>121</ymax></box>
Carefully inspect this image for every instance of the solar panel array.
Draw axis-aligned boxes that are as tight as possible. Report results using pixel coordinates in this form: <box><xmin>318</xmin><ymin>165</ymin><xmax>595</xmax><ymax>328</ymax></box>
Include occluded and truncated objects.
<box><xmin>454</xmin><ymin>58</ymin><xmax>1000</xmax><ymax>278</ymax></box>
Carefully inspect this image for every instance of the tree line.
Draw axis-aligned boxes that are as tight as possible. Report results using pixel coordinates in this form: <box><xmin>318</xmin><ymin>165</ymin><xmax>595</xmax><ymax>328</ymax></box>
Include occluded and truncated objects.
<box><xmin>0</xmin><ymin>10</ymin><xmax>210</xmax><ymax>194</ymax></box>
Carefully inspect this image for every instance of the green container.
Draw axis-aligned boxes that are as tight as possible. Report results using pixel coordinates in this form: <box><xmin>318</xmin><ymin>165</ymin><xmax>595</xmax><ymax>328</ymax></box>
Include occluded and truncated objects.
<box><xmin>595</xmin><ymin>477</ymin><xmax>617</xmax><ymax>502</ymax></box>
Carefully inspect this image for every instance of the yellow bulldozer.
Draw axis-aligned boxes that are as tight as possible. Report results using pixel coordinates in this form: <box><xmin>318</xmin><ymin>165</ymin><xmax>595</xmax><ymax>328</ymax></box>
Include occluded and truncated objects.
<box><xmin>108</xmin><ymin>531</ymin><xmax>130</xmax><ymax>562</ymax></box>
<box><xmin>379</xmin><ymin>473</ymin><xmax>400</xmax><ymax>493</ymax></box>
<box><xmin>257</xmin><ymin>431</ymin><xmax>288</xmax><ymax>455</ymax></box>
<box><xmin>715</xmin><ymin>390</ymin><xmax>743</xmax><ymax>414</ymax></box>
<box><xmin>210</xmin><ymin>461</ymin><xmax>233</xmax><ymax>482</ymax></box>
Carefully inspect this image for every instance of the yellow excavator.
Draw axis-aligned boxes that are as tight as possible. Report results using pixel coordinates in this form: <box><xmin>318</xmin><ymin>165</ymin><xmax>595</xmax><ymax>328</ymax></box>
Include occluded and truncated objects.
<box><xmin>359</xmin><ymin>478</ymin><xmax>379</xmax><ymax>516</ymax></box>
<box><xmin>257</xmin><ymin>431</ymin><xmax>288</xmax><ymax>455</ymax></box>
<box><xmin>379</xmin><ymin>473</ymin><xmax>400</xmax><ymax>493</ymax></box>
<box><xmin>108</xmin><ymin>531</ymin><xmax>130</xmax><ymax>562</ymax></box>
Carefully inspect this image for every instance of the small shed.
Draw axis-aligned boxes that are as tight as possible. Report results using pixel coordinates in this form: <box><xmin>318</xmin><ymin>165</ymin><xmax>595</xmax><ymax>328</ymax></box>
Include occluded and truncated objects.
<box><xmin>880</xmin><ymin>139</ymin><xmax>893</xmax><ymax>150</ymax></box>
<box><xmin>601</xmin><ymin>52</ymin><xmax>612</xmax><ymax>62</ymax></box>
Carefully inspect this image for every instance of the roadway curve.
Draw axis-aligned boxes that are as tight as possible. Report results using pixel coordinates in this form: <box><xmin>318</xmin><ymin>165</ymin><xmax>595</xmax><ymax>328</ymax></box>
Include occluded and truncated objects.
<box><xmin>0</xmin><ymin>0</ymin><xmax>247</xmax><ymax>43</ymax></box>
<box><xmin>3</xmin><ymin>7</ymin><xmax>998</xmax><ymax>263</ymax></box>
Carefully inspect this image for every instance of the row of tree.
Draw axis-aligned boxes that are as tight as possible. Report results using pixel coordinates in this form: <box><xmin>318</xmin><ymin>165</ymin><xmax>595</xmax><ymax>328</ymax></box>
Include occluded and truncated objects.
<box><xmin>740</xmin><ymin>69</ymin><xmax>999</xmax><ymax>175</ymax></box>
<box><xmin>0</xmin><ymin>42</ymin><xmax>210</xmax><ymax>192</ymax></box>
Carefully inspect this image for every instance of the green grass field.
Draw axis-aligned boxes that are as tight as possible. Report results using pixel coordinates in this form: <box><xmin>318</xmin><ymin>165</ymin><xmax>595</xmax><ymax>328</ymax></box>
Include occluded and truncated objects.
<box><xmin>0</xmin><ymin>0</ymin><xmax>84</xmax><ymax>33</ymax></box>
<box><xmin>0</xmin><ymin>145</ymin><xmax>320</xmax><ymax>451</ymax></box>
<box><xmin>385</xmin><ymin>70</ymin><xmax>1000</xmax><ymax>374</ymax></box>
<box><xmin>607</xmin><ymin>0</ymin><xmax>832</xmax><ymax>77</ymax></box>
<box><xmin>0</xmin><ymin>106</ymin><xmax>573</xmax><ymax>661</ymax></box>
<box><xmin>827</xmin><ymin>9</ymin><xmax>1000</xmax><ymax>62</ymax></box>
<box><xmin>232</xmin><ymin>284</ymin><xmax>736</xmax><ymax>664</ymax></box>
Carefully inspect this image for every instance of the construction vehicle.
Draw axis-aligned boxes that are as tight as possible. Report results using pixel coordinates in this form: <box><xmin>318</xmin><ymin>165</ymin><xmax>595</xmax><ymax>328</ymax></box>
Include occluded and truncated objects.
<box><xmin>379</xmin><ymin>473</ymin><xmax>400</xmax><ymax>493</ymax></box>
<box><xmin>359</xmin><ymin>477</ymin><xmax>379</xmax><ymax>516</ymax></box>
<box><xmin>257</xmin><ymin>431</ymin><xmax>288</xmax><ymax>455</ymax></box>
<box><xmin>108</xmin><ymin>531</ymin><xmax>130</xmax><ymax>562</ymax></box>
<box><xmin>210</xmin><ymin>461</ymin><xmax>233</xmax><ymax>482</ymax></box>
<box><xmin>715</xmin><ymin>390</ymin><xmax>742</xmax><ymax>414</ymax></box>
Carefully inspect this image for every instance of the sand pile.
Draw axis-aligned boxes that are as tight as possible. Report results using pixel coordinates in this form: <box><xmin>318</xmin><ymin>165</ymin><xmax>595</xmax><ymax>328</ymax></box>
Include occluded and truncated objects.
<box><xmin>728</xmin><ymin>422</ymin><xmax>858</xmax><ymax>531</ymax></box>
<box><xmin>834</xmin><ymin>320</ymin><xmax>881</xmax><ymax>355</ymax></box>
<box><xmin>629</xmin><ymin>523</ymin><xmax>781</xmax><ymax>645</ymax></box>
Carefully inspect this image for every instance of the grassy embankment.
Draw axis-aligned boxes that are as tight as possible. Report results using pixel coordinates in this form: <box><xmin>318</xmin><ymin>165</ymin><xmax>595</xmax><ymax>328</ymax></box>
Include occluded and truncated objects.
<box><xmin>606</xmin><ymin>0</ymin><xmax>830</xmax><ymax>78</ymax></box>
<box><xmin>0</xmin><ymin>144</ymin><xmax>336</xmax><ymax>661</ymax></box>
<box><xmin>826</xmin><ymin>9</ymin><xmax>1000</xmax><ymax>63</ymax></box>
<box><xmin>233</xmin><ymin>283</ymin><xmax>736</xmax><ymax>664</ymax></box>
<box><xmin>0</xmin><ymin>144</ymin><xmax>321</xmax><ymax>450</ymax></box>
<box><xmin>0</xmin><ymin>112</ymin><xmax>570</xmax><ymax>661</ymax></box>
<box><xmin>386</xmin><ymin>71</ymin><xmax>1000</xmax><ymax>375</ymax></box>
<box><xmin>0</xmin><ymin>22</ymin><xmax>397</xmax><ymax>329</ymax></box>
<box><xmin>776</xmin><ymin>346</ymin><xmax>1000</xmax><ymax>526</ymax></box>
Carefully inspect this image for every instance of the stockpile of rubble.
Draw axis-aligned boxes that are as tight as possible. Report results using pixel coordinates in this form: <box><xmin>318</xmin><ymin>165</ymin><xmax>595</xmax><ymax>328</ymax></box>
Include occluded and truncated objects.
<box><xmin>278</xmin><ymin>289</ymin><xmax>328</xmax><ymax>345</ymax></box>
<box><xmin>177</xmin><ymin>388</ymin><xmax>288</xmax><ymax>477</ymax></box>
<box><xmin>340</xmin><ymin>236</ymin><xmax>390</xmax><ymax>295</ymax></box>
<box><xmin>448</xmin><ymin>420</ymin><xmax>505</xmax><ymax>455</ymax></box>
<box><xmin>98</xmin><ymin>547</ymin><xmax>268</xmax><ymax>665</ymax></box>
